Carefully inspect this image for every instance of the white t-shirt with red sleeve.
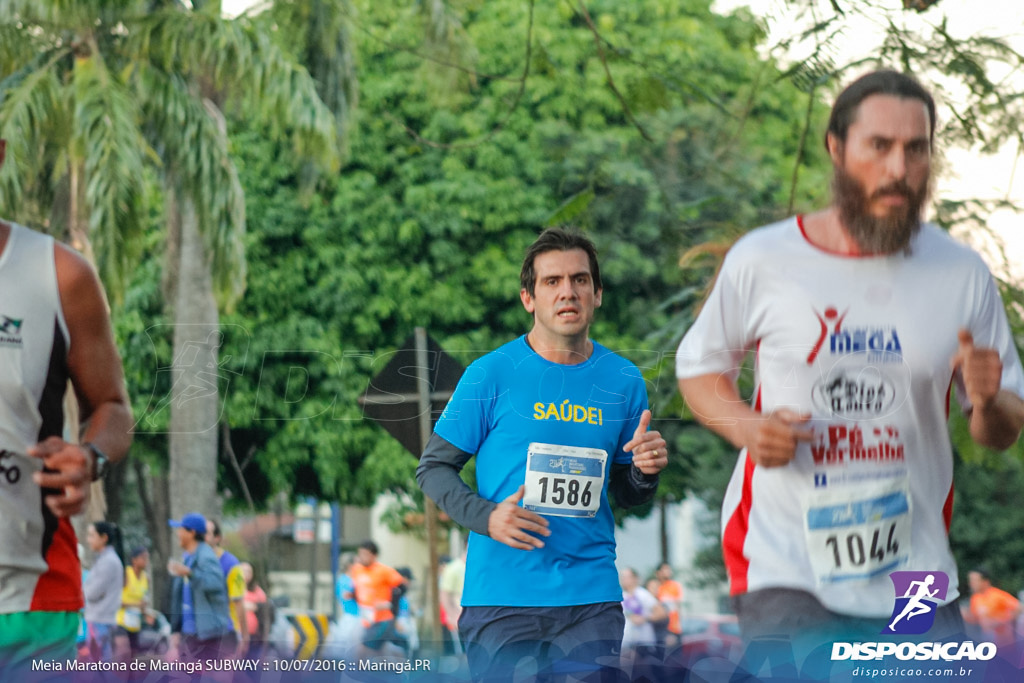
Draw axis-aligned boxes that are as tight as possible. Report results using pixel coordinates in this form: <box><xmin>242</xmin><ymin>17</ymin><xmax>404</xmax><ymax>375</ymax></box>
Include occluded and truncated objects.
<box><xmin>676</xmin><ymin>216</ymin><xmax>1024</xmax><ymax>618</ymax></box>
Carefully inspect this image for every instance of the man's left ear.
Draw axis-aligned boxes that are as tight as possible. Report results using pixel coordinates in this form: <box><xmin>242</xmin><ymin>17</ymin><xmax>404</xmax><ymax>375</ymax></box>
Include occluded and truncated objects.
<box><xmin>595</xmin><ymin>288</ymin><xmax>603</xmax><ymax>308</ymax></box>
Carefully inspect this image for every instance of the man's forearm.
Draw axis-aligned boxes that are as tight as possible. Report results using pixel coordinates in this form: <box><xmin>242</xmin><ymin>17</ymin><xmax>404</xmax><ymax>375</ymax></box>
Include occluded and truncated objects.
<box><xmin>678</xmin><ymin>374</ymin><xmax>760</xmax><ymax>449</ymax></box>
<box><xmin>969</xmin><ymin>389</ymin><xmax>1024</xmax><ymax>450</ymax></box>
<box><xmin>417</xmin><ymin>433</ymin><xmax>496</xmax><ymax>536</ymax></box>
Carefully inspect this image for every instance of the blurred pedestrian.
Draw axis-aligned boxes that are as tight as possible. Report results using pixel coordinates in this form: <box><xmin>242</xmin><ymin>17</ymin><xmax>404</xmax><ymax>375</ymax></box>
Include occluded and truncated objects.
<box><xmin>206</xmin><ymin>519</ymin><xmax>249</xmax><ymax>656</ymax></box>
<box><xmin>645</xmin><ymin>577</ymin><xmax>671</xmax><ymax>649</ymax></box>
<box><xmin>167</xmin><ymin>512</ymin><xmax>235</xmax><ymax>662</ymax></box>
<box><xmin>116</xmin><ymin>546</ymin><xmax>150</xmax><ymax>657</ymax></box>
<box><xmin>395</xmin><ymin>567</ymin><xmax>419</xmax><ymax>656</ymax></box>
<box><xmin>655</xmin><ymin>562</ymin><xmax>684</xmax><ymax>647</ymax></box>
<box><xmin>620</xmin><ymin>567</ymin><xmax>665</xmax><ymax>657</ymax></box>
<box><xmin>350</xmin><ymin>540</ymin><xmax>407</xmax><ymax>658</ymax></box>
<box><xmin>84</xmin><ymin>521</ymin><xmax>125</xmax><ymax>661</ymax></box>
<box><xmin>331</xmin><ymin>552</ymin><xmax>363</xmax><ymax>652</ymax></box>
<box><xmin>963</xmin><ymin>567</ymin><xmax>1020</xmax><ymax>649</ymax></box>
<box><xmin>336</xmin><ymin>552</ymin><xmax>360</xmax><ymax>618</ymax></box>
<box><xmin>239</xmin><ymin>562</ymin><xmax>267</xmax><ymax>659</ymax></box>
<box><xmin>439</xmin><ymin>545</ymin><xmax>466</xmax><ymax>654</ymax></box>
<box><xmin>621</xmin><ymin>566</ymin><xmax>665</xmax><ymax>682</ymax></box>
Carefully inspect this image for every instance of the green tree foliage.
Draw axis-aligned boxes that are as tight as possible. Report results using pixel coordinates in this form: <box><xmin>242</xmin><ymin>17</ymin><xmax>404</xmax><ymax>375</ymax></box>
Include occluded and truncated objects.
<box><xmin>120</xmin><ymin>0</ymin><xmax>825</xmax><ymax>521</ymax></box>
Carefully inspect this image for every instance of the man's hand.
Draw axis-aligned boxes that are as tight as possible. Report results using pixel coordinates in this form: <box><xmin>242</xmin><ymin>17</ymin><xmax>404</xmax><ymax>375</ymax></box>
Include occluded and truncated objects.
<box><xmin>622</xmin><ymin>409</ymin><xmax>668</xmax><ymax>475</ymax></box>
<box><xmin>487</xmin><ymin>485</ymin><xmax>550</xmax><ymax>550</ymax></box>
<box><xmin>741</xmin><ymin>408</ymin><xmax>814</xmax><ymax>468</ymax></box>
<box><xmin>28</xmin><ymin>436</ymin><xmax>91</xmax><ymax>518</ymax></box>
<box><xmin>952</xmin><ymin>329</ymin><xmax>1002</xmax><ymax>410</ymax></box>
<box><xmin>167</xmin><ymin>560</ymin><xmax>191</xmax><ymax>578</ymax></box>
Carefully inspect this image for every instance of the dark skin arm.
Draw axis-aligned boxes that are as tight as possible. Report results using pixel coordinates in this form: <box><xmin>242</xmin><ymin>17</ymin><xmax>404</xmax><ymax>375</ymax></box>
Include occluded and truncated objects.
<box><xmin>29</xmin><ymin>242</ymin><xmax>133</xmax><ymax>518</ymax></box>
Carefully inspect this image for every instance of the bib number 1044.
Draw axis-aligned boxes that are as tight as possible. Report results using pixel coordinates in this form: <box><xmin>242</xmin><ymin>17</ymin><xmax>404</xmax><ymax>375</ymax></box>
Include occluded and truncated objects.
<box><xmin>804</xmin><ymin>486</ymin><xmax>910</xmax><ymax>583</ymax></box>
<box><xmin>824</xmin><ymin>521</ymin><xmax>900</xmax><ymax>570</ymax></box>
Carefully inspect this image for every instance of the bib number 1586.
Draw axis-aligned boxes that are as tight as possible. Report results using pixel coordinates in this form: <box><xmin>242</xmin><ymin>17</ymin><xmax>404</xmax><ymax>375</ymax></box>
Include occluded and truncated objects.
<box><xmin>536</xmin><ymin>477</ymin><xmax>593</xmax><ymax>508</ymax></box>
<box><xmin>522</xmin><ymin>443</ymin><xmax>607</xmax><ymax>518</ymax></box>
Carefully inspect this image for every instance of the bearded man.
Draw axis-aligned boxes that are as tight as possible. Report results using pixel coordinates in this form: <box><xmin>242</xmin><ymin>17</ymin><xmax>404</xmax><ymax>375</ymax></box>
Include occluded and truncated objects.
<box><xmin>675</xmin><ymin>70</ymin><xmax>1024</xmax><ymax>657</ymax></box>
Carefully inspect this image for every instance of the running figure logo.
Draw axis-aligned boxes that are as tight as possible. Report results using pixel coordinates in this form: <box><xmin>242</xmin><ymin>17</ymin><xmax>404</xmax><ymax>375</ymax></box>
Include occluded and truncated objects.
<box><xmin>807</xmin><ymin>306</ymin><xmax>847</xmax><ymax>365</ymax></box>
<box><xmin>883</xmin><ymin>571</ymin><xmax>949</xmax><ymax>635</ymax></box>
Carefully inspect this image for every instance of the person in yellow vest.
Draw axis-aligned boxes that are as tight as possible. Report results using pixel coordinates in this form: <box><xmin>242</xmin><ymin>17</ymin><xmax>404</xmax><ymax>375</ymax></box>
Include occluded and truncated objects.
<box><xmin>205</xmin><ymin>519</ymin><xmax>249</xmax><ymax>656</ymax></box>
<box><xmin>116</xmin><ymin>547</ymin><xmax>150</xmax><ymax>656</ymax></box>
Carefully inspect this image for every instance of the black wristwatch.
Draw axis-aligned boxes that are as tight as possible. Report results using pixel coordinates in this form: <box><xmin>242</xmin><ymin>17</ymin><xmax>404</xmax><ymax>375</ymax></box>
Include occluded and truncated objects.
<box><xmin>84</xmin><ymin>442</ymin><xmax>110</xmax><ymax>481</ymax></box>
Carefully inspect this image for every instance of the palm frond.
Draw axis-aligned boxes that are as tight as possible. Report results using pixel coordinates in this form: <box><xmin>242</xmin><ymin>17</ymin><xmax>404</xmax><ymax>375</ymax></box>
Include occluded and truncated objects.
<box><xmin>72</xmin><ymin>49</ymin><xmax>147</xmax><ymax>297</ymax></box>
<box><xmin>0</xmin><ymin>24</ymin><xmax>54</xmax><ymax>76</ymax></box>
<box><xmin>265</xmin><ymin>0</ymin><xmax>358</xmax><ymax>147</ymax></box>
<box><xmin>130</xmin><ymin>7</ymin><xmax>340</xmax><ymax>172</ymax></box>
<box><xmin>135</xmin><ymin>64</ymin><xmax>246</xmax><ymax>307</ymax></box>
<box><xmin>0</xmin><ymin>51</ymin><xmax>67</xmax><ymax>212</ymax></box>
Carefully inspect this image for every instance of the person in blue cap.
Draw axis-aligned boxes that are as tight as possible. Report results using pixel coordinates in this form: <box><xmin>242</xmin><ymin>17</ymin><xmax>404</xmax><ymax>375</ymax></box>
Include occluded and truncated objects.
<box><xmin>167</xmin><ymin>512</ymin><xmax>235</xmax><ymax>662</ymax></box>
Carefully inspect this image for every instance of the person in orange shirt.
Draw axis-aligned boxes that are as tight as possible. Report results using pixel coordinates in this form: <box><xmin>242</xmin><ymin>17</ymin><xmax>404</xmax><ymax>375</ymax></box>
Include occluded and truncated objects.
<box><xmin>963</xmin><ymin>567</ymin><xmax>1021</xmax><ymax>649</ymax></box>
<box><xmin>655</xmin><ymin>562</ymin><xmax>684</xmax><ymax>647</ymax></box>
<box><xmin>349</xmin><ymin>540</ymin><xmax>407</xmax><ymax>657</ymax></box>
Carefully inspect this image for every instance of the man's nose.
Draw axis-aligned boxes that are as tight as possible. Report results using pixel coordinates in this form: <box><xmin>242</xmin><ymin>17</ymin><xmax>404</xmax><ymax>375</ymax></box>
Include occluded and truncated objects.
<box><xmin>885</xmin><ymin>147</ymin><xmax>907</xmax><ymax>180</ymax></box>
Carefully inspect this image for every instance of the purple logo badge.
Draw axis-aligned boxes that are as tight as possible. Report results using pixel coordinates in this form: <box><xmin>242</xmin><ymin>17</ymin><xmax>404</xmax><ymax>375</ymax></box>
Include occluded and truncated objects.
<box><xmin>883</xmin><ymin>571</ymin><xmax>949</xmax><ymax>635</ymax></box>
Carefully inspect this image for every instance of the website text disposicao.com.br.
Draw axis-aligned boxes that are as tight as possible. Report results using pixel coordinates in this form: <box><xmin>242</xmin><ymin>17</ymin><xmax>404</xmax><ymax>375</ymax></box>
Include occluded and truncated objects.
<box><xmin>836</xmin><ymin>640</ymin><xmax>996</xmax><ymax>679</ymax></box>
<box><xmin>851</xmin><ymin>665</ymin><xmax>979</xmax><ymax>679</ymax></box>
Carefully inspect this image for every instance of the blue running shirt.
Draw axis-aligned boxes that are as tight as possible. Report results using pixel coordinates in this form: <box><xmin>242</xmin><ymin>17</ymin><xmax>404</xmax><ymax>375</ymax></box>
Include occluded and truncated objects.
<box><xmin>435</xmin><ymin>336</ymin><xmax>647</xmax><ymax>607</ymax></box>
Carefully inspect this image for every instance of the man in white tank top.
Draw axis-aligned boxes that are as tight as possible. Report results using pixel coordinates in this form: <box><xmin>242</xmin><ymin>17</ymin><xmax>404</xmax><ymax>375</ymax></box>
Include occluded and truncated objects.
<box><xmin>0</xmin><ymin>138</ymin><xmax>134</xmax><ymax>674</ymax></box>
<box><xmin>676</xmin><ymin>71</ymin><xmax>1024</xmax><ymax>668</ymax></box>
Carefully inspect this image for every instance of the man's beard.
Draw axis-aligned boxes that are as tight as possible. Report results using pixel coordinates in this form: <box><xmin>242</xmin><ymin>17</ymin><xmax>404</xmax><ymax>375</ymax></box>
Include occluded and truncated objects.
<box><xmin>832</xmin><ymin>164</ymin><xmax>930</xmax><ymax>254</ymax></box>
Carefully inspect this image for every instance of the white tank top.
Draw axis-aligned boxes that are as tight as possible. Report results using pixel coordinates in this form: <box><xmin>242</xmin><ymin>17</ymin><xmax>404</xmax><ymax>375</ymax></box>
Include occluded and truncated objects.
<box><xmin>0</xmin><ymin>223</ymin><xmax>81</xmax><ymax>613</ymax></box>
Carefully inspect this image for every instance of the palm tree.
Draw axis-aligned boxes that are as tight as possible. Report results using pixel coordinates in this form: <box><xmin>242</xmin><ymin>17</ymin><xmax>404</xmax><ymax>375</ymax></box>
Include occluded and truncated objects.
<box><xmin>0</xmin><ymin>0</ymin><xmax>339</xmax><ymax>527</ymax></box>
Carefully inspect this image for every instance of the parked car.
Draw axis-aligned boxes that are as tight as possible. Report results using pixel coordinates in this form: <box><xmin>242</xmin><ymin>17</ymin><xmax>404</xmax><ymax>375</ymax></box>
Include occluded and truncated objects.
<box><xmin>679</xmin><ymin>613</ymin><xmax>742</xmax><ymax>663</ymax></box>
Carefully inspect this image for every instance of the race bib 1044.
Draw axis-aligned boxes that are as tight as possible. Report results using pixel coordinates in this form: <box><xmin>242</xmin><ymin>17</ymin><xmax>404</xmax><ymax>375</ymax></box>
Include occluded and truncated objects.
<box><xmin>803</xmin><ymin>479</ymin><xmax>911</xmax><ymax>586</ymax></box>
<box><xmin>522</xmin><ymin>443</ymin><xmax>607</xmax><ymax>518</ymax></box>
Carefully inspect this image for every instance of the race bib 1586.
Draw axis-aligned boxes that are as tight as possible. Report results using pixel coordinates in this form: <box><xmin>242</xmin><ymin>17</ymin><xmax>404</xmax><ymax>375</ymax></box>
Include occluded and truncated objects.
<box><xmin>522</xmin><ymin>443</ymin><xmax>607</xmax><ymax>518</ymax></box>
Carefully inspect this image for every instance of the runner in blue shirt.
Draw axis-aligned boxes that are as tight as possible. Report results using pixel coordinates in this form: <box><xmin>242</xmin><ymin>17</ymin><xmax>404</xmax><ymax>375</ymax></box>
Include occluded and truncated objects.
<box><xmin>417</xmin><ymin>227</ymin><xmax>669</xmax><ymax>681</ymax></box>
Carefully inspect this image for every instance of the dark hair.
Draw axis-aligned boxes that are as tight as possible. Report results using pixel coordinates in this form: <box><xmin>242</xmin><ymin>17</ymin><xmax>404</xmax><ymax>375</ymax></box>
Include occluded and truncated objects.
<box><xmin>359</xmin><ymin>539</ymin><xmax>379</xmax><ymax>556</ymax></box>
<box><xmin>130</xmin><ymin>546</ymin><xmax>148</xmax><ymax>560</ymax></box>
<box><xmin>92</xmin><ymin>521</ymin><xmax>125</xmax><ymax>566</ymax></box>
<box><xmin>207</xmin><ymin>518</ymin><xmax>221</xmax><ymax>538</ymax></box>
<box><xmin>825</xmin><ymin>70</ymin><xmax>936</xmax><ymax>150</ymax></box>
<box><xmin>520</xmin><ymin>227</ymin><xmax>601</xmax><ymax>297</ymax></box>
<box><xmin>971</xmin><ymin>567</ymin><xmax>992</xmax><ymax>581</ymax></box>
